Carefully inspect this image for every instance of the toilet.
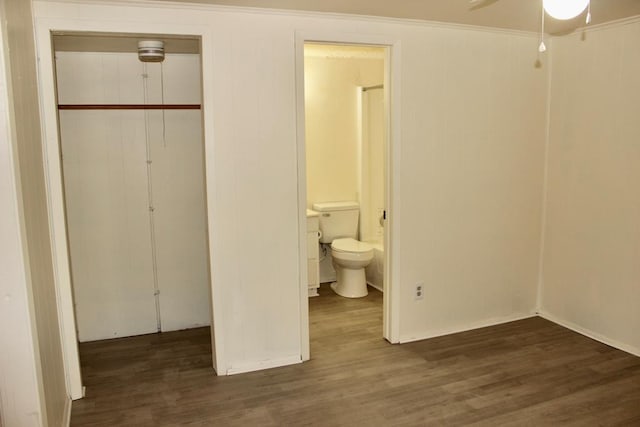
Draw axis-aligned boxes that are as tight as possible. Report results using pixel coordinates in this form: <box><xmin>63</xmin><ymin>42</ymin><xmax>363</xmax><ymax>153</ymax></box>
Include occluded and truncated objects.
<box><xmin>312</xmin><ymin>201</ymin><xmax>374</xmax><ymax>298</ymax></box>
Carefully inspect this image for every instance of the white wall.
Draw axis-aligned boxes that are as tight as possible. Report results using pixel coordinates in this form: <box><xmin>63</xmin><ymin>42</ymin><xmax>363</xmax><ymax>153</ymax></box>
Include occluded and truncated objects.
<box><xmin>32</xmin><ymin>0</ymin><xmax>547</xmax><ymax>373</ymax></box>
<box><xmin>304</xmin><ymin>48</ymin><xmax>384</xmax><ymax>209</ymax></box>
<box><xmin>360</xmin><ymin>87</ymin><xmax>385</xmax><ymax>244</ymax></box>
<box><xmin>0</xmin><ymin>19</ymin><xmax>45</xmax><ymax>427</ymax></box>
<box><xmin>1</xmin><ymin>0</ymin><xmax>69</xmax><ymax>425</ymax></box>
<box><xmin>56</xmin><ymin>51</ymin><xmax>210</xmax><ymax>342</ymax></box>
<box><xmin>540</xmin><ymin>20</ymin><xmax>640</xmax><ymax>356</ymax></box>
<box><xmin>397</xmin><ymin>28</ymin><xmax>547</xmax><ymax>341</ymax></box>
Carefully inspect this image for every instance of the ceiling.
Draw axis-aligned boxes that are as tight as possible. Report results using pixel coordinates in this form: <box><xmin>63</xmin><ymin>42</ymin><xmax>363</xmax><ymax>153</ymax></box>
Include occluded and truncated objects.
<box><xmin>152</xmin><ymin>0</ymin><xmax>640</xmax><ymax>34</ymax></box>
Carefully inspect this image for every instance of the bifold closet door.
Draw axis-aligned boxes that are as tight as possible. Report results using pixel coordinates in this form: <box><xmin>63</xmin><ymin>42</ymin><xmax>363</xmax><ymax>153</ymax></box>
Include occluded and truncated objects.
<box><xmin>60</xmin><ymin>110</ymin><xmax>159</xmax><ymax>342</ymax></box>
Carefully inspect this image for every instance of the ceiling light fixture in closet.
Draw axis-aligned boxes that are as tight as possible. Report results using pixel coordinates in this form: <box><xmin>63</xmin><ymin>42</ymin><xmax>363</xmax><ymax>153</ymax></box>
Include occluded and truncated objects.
<box><xmin>137</xmin><ymin>39</ymin><xmax>168</xmax><ymax>148</ymax></box>
<box><xmin>138</xmin><ymin>40</ymin><xmax>165</xmax><ymax>62</ymax></box>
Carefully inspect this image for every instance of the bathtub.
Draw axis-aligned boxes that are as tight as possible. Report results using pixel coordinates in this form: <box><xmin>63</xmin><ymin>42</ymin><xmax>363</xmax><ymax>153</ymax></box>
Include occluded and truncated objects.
<box><xmin>365</xmin><ymin>241</ymin><xmax>384</xmax><ymax>292</ymax></box>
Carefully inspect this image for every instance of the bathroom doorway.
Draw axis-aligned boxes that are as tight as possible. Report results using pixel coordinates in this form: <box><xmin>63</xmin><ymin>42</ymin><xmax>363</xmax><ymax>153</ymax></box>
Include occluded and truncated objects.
<box><xmin>51</xmin><ymin>31</ymin><xmax>214</xmax><ymax>387</ymax></box>
<box><xmin>298</xmin><ymin>39</ymin><xmax>398</xmax><ymax>358</ymax></box>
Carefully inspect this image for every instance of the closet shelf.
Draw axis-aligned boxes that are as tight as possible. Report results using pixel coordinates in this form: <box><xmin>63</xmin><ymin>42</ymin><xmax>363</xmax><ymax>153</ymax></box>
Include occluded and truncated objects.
<box><xmin>58</xmin><ymin>104</ymin><xmax>201</xmax><ymax>110</ymax></box>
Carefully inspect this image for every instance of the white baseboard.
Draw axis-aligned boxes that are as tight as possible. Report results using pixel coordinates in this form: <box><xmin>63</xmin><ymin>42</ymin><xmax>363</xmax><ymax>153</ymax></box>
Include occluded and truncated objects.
<box><xmin>366</xmin><ymin>281</ymin><xmax>383</xmax><ymax>293</ymax></box>
<box><xmin>226</xmin><ymin>355</ymin><xmax>302</xmax><ymax>375</ymax></box>
<box><xmin>63</xmin><ymin>396</ymin><xmax>72</xmax><ymax>426</ymax></box>
<box><xmin>538</xmin><ymin>311</ymin><xmax>640</xmax><ymax>358</ymax></box>
<box><xmin>399</xmin><ymin>312</ymin><xmax>537</xmax><ymax>344</ymax></box>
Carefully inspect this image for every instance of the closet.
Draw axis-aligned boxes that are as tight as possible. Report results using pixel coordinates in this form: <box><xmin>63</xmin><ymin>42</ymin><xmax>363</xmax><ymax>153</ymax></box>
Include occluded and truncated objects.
<box><xmin>55</xmin><ymin>35</ymin><xmax>211</xmax><ymax>342</ymax></box>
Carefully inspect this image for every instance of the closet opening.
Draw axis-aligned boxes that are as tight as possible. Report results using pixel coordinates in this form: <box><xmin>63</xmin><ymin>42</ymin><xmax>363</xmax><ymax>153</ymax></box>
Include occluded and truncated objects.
<box><xmin>52</xmin><ymin>32</ymin><xmax>214</xmax><ymax>387</ymax></box>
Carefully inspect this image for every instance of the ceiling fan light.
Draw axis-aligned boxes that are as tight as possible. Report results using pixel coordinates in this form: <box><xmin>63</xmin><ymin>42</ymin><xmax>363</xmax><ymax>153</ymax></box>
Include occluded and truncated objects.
<box><xmin>543</xmin><ymin>0</ymin><xmax>590</xmax><ymax>20</ymax></box>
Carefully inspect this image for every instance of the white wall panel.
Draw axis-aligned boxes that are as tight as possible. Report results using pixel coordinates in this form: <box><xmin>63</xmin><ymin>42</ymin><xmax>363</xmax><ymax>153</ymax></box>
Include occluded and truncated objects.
<box><xmin>149</xmin><ymin>109</ymin><xmax>211</xmax><ymax>331</ymax></box>
<box><xmin>541</xmin><ymin>21</ymin><xmax>640</xmax><ymax>355</ymax></box>
<box><xmin>151</xmin><ymin>54</ymin><xmax>202</xmax><ymax>104</ymax></box>
<box><xmin>216</xmin><ymin>25</ymin><xmax>301</xmax><ymax>368</ymax></box>
<box><xmin>0</xmin><ymin>19</ymin><xmax>45</xmax><ymax>425</ymax></box>
<box><xmin>57</xmin><ymin>52</ymin><xmax>209</xmax><ymax>341</ymax></box>
<box><xmin>56</xmin><ymin>52</ymin><xmax>144</xmax><ymax>104</ymax></box>
<box><xmin>60</xmin><ymin>110</ymin><xmax>158</xmax><ymax>341</ymax></box>
<box><xmin>397</xmin><ymin>30</ymin><xmax>546</xmax><ymax>341</ymax></box>
<box><xmin>360</xmin><ymin>88</ymin><xmax>385</xmax><ymax>243</ymax></box>
<box><xmin>1</xmin><ymin>0</ymin><xmax>69</xmax><ymax>423</ymax></box>
<box><xmin>145</xmin><ymin>54</ymin><xmax>210</xmax><ymax>331</ymax></box>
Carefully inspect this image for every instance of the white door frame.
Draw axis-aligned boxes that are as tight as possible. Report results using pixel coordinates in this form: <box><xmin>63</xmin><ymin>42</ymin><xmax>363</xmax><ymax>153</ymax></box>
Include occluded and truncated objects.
<box><xmin>33</xmin><ymin>17</ymin><xmax>225</xmax><ymax>399</ymax></box>
<box><xmin>294</xmin><ymin>31</ymin><xmax>402</xmax><ymax>359</ymax></box>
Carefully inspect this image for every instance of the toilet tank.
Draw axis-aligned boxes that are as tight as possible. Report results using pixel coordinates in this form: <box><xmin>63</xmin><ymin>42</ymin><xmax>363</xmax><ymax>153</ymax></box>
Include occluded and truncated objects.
<box><xmin>312</xmin><ymin>201</ymin><xmax>360</xmax><ymax>243</ymax></box>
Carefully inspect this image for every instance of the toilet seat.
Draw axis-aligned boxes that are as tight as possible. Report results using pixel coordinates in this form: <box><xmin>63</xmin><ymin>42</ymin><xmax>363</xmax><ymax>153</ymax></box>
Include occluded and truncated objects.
<box><xmin>331</xmin><ymin>238</ymin><xmax>373</xmax><ymax>254</ymax></box>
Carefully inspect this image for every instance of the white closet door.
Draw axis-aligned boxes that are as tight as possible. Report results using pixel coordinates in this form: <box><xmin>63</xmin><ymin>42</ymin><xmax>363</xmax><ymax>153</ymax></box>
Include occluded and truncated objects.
<box><xmin>60</xmin><ymin>110</ymin><xmax>158</xmax><ymax>342</ymax></box>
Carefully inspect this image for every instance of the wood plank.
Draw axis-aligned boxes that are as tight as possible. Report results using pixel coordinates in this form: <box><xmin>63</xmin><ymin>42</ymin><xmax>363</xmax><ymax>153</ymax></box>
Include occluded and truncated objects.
<box><xmin>71</xmin><ymin>285</ymin><xmax>640</xmax><ymax>426</ymax></box>
<box><xmin>58</xmin><ymin>104</ymin><xmax>201</xmax><ymax>110</ymax></box>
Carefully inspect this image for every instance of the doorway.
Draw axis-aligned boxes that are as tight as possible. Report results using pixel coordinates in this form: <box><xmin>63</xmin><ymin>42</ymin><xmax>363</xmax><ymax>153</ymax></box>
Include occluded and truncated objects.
<box><xmin>52</xmin><ymin>31</ymin><xmax>213</xmax><ymax>375</ymax></box>
<box><xmin>297</xmin><ymin>38</ymin><xmax>399</xmax><ymax>359</ymax></box>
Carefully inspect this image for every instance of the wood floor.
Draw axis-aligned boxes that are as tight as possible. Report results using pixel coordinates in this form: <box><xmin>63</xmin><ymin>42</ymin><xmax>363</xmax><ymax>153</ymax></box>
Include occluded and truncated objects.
<box><xmin>72</xmin><ymin>285</ymin><xmax>640</xmax><ymax>426</ymax></box>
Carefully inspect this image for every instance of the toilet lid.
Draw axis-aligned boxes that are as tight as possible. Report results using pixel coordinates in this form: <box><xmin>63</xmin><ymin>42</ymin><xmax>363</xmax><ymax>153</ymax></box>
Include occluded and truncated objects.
<box><xmin>331</xmin><ymin>238</ymin><xmax>373</xmax><ymax>253</ymax></box>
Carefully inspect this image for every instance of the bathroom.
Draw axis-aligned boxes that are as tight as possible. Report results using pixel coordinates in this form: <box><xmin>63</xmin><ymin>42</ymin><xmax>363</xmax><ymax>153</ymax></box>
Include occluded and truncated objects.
<box><xmin>303</xmin><ymin>43</ymin><xmax>387</xmax><ymax>301</ymax></box>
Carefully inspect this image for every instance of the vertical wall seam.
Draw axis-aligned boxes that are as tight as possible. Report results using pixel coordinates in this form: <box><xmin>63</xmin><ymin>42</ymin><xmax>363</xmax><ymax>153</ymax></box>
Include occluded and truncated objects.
<box><xmin>142</xmin><ymin>63</ymin><xmax>162</xmax><ymax>332</ymax></box>
<box><xmin>535</xmin><ymin>37</ymin><xmax>554</xmax><ymax>314</ymax></box>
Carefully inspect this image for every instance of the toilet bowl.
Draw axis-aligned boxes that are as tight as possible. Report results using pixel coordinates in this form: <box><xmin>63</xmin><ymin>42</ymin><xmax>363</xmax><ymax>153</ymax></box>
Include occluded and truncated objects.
<box><xmin>330</xmin><ymin>238</ymin><xmax>374</xmax><ymax>298</ymax></box>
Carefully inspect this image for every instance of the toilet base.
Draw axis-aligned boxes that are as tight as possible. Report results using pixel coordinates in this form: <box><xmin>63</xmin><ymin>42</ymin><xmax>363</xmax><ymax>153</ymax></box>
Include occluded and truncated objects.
<box><xmin>330</xmin><ymin>267</ymin><xmax>368</xmax><ymax>298</ymax></box>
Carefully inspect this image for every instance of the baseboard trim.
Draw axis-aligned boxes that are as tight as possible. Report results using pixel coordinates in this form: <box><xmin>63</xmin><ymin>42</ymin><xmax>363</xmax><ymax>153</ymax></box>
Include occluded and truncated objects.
<box><xmin>63</xmin><ymin>395</ymin><xmax>72</xmax><ymax>426</ymax></box>
<box><xmin>366</xmin><ymin>281</ymin><xmax>383</xmax><ymax>293</ymax></box>
<box><xmin>399</xmin><ymin>313</ymin><xmax>537</xmax><ymax>344</ymax></box>
<box><xmin>538</xmin><ymin>311</ymin><xmax>640</xmax><ymax>358</ymax></box>
<box><xmin>226</xmin><ymin>355</ymin><xmax>302</xmax><ymax>375</ymax></box>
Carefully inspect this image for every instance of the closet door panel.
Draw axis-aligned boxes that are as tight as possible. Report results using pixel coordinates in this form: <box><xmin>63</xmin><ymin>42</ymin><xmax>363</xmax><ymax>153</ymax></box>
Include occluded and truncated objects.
<box><xmin>149</xmin><ymin>110</ymin><xmax>211</xmax><ymax>331</ymax></box>
<box><xmin>60</xmin><ymin>110</ymin><xmax>158</xmax><ymax>341</ymax></box>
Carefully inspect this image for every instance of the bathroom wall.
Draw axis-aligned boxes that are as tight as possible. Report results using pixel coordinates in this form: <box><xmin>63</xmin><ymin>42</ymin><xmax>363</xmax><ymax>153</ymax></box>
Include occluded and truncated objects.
<box><xmin>32</xmin><ymin>0</ymin><xmax>547</xmax><ymax>376</ymax></box>
<box><xmin>540</xmin><ymin>19</ymin><xmax>640</xmax><ymax>355</ymax></box>
<box><xmin>304</xmin><ymin>45</ymin><xmax>384</xmax><ymax>209</ymax></box>
<box><xmin>360</xmin><ymin>86</ymin><xmax>385</xmax><ymax>244</ymax></box>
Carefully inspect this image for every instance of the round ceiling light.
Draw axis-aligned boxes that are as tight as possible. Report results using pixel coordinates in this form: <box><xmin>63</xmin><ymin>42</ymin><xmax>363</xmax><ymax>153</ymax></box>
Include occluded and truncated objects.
<box><xmin>543</xmin><ymin>0</ymin><xmax>590</xmax><ymax>20</ymax></box>
<box><xmin>138</xmin><ymin>40</ymin><xmax>165</xmax><ymax>62</ymax></box>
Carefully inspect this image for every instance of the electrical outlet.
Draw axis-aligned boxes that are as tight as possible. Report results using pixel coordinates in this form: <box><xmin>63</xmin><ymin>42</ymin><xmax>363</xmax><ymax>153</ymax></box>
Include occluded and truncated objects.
<box><xmin>415</xmin><ymin>282</ymin><xmax>424</xmax><ymax>301</ymax></box>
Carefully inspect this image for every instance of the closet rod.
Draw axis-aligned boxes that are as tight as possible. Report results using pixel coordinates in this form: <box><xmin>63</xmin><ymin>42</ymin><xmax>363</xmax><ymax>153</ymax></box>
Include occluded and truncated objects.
<box><xmin>57</xmin><ymin>104</ymin><xmax>201</xmax><ymax>110</ymax></box>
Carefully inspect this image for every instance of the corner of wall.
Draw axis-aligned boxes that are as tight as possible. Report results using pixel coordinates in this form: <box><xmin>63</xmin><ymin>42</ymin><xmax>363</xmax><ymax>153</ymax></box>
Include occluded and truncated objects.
<box><xmin>535</xmin><ymin>37</ymin><xmax>554</xmax><ymax>314</ymax></box>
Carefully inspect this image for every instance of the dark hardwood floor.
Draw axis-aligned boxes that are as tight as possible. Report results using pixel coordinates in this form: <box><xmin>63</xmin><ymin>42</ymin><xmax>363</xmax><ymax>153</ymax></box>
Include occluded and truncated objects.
<box><xmin>72</xmin><ymin>285</ymin><xmax>640</xmax><ymax>426</ymax></box>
